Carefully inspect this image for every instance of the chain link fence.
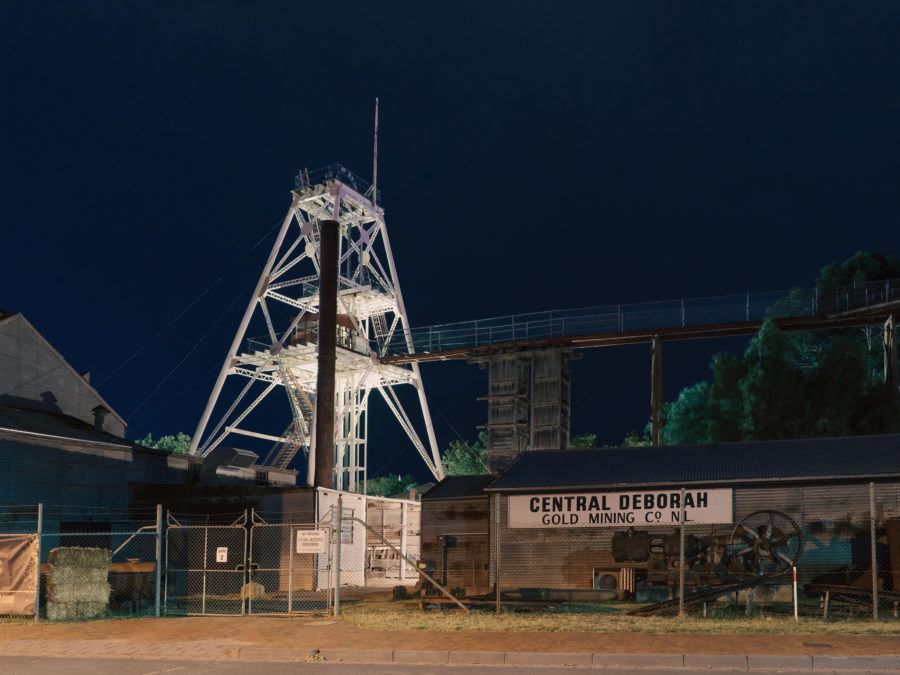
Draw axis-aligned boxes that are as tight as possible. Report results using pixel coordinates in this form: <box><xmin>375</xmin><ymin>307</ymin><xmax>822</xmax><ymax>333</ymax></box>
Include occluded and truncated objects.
<box><xmin>164</xmin><ymin>511</ymin><xmax>248</xmax><ymax>615</ymax></box>
<box><xmin>0</xmin><ymin>504</ymin><xmax>162</xmax><ymax>622</ymax></box>
<box><xmin>488</xmin><ymin>482</ymin><xmax>900</xmax><ymax>619</ymax></box>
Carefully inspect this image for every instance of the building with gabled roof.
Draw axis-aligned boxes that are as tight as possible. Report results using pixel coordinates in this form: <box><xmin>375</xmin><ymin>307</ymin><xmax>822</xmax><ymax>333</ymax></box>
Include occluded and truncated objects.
<box><xmin>0</xmin><ymin>311</ymin><xmax>126</xmax><ymax>437</ymax></box>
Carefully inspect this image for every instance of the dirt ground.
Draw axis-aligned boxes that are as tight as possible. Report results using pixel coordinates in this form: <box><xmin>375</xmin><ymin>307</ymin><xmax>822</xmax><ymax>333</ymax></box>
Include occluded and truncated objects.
<box><xmin>0</xmin><ymin>616</ymin><xmax>898</xmax><ymax>656</ymax></box>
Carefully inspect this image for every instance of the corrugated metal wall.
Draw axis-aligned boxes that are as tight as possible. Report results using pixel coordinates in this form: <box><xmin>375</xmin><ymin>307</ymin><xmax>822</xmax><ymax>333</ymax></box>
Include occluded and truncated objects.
<box><xmin>489</xmin><ymin>481</ymin><xmax>900</xmax><ymax>594</ymax></box>
<box><xmin>0</xmin><ymin>315</ymin><xmax>125</xmax><ymax>437</ymax></box>
<box><xmin>0</xmin><ymin>435</ymin><xmax>187</xmax><ymax>508</ymax></box>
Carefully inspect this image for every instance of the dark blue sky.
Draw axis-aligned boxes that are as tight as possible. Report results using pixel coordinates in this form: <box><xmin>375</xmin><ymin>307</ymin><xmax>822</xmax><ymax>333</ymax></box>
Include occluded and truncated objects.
<box><xmin>3</xmin><ymin>2</ymin><xmax>900</xmax><ymax>481</ymax></box>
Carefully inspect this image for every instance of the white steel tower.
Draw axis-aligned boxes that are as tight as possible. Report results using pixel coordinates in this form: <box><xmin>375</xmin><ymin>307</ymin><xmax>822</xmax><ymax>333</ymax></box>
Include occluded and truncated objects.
<box><xmin>188</xmin><ymin>165</ymin><xmax>444</xmax><ymax>489</ymax></box>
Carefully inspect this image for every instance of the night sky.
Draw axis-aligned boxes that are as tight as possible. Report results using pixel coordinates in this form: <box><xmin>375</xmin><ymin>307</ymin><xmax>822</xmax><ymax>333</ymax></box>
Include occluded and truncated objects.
<box><xmin>3</xmin><ymin>2</ymin><xmax>900</xmax><ymax>482</ymax></box>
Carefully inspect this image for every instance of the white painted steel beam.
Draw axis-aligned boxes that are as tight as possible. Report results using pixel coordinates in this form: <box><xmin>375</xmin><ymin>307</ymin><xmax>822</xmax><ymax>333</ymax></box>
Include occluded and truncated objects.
<box><xmin>190</xmin><ymin>168</ymin><xmax>444</xmax><ymax>486</ymax></box>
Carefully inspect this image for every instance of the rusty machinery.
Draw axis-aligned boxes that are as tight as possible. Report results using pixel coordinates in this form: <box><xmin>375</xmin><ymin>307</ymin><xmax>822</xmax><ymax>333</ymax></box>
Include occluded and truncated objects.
<box><xmin>613</xmin><ymin>510</ymin><xmax>803</xmax><ymax>615</ymax></box>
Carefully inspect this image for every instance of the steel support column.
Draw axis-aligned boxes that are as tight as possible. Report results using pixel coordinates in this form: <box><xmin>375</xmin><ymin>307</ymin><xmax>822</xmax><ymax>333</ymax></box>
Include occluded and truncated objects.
<box><xmin>314</xmin><ymin>220</ymin><xmax>338</xmax><ymax>489</ymax></box>
<box><xmin>650</xmin><ymin>335</ymin><xmax>664</xmax><ymax>446</ymax></box>
<box><xmin>885</xmin><ymin>314</ymin><xmax>897</xmax><ymax>392</ymax></box>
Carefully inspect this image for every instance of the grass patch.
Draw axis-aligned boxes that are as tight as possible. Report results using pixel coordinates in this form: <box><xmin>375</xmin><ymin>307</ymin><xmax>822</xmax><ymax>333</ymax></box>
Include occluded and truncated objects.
<box><xmin>338</xmin><ymin>600</ymin><xmax>900</xmax><ymax>635</ymax></box>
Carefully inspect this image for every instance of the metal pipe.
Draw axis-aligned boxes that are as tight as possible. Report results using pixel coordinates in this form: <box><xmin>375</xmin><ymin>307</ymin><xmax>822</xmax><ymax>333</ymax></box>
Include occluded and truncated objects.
<box><xmin>155</xmin><ymin>504</ymin><xmax>162</xmax><ymax>618</ymax></box>
<box><xmin>793</xmin><ymin>566</ymin><xmax>798</xmax><ymax>622</ymax></box>
<box><xmin>164</xmin><ymin>510</ymin><xmax>170</xmax><ymax>613</ymax></box>
<box><xmin>113</xmin><ymin>525</ymin><xmax>156</xmax><ymax>556</ymax></box>
<box><xmin>315</xmin><ymin>219</ymin><xmax>339</xmax><ymax>489</ymax></box>
<box><xmin>496</xmin><ymin>495</ymin><xmax>501</xmax><ymax>615</ymax></box>
<box><xmin>288</xmin><ymin>525</ymin><xmax>294</xmax><ymax>614</ymax></box>
<box><xmin>871</xmin><ymin>482</ymin><xmax>879</xmax><ymax>621</ymax></box>
<box><xmin>342</xmin><ymin>515</ymin><xmax>469</xmax><ymax>612</ymax></box>
<box><xmin>202</xmin><ymin>526</ymin><xmax>208</xmax><ymax>615</ymax></box>
<box><xmin>33</xmin><ymin>503</ymin><xmax>43</xmax><ymax>624</ymax></box>
<box><xmin>679</xmin><ymin>488</ymin><xmax>685</xmax><ymax>617</ymax></box>
<box><xmin>335</xmin><ymin>495</ymin><xmax>342</xmax><ymax>617</ymax></box>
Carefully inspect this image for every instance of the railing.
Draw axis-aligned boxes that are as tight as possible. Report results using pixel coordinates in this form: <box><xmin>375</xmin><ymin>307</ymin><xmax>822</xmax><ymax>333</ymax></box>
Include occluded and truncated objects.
<box><xmin>381</xmin><ymin>278</ymin><xmax>900</xmax><ymax>357</ymax></box>
<box><xmin>294</xmin><ymin>164</ymin><xmax>381</xmax><ymax>204</ymax></box>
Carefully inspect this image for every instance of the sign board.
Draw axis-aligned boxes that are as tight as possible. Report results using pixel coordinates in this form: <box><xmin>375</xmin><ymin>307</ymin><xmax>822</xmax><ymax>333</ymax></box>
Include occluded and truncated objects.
<box><xmin>508</xmin><ymin>489</ymin><xmax>732</xmax><ymax>529</ymax></box>
<box><xmin>215</xmin><ymin>547</ymin><xmax>228</xmax><ymax>563</ymax></box>
<box><xmin>296</xmin><ymin>529</ymin><xmax>327</xmax><ymax>554</ymax></box>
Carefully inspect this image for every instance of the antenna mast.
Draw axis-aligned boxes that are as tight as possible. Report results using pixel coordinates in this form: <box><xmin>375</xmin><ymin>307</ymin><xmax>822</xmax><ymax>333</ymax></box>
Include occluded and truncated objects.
<box><xmin>372</xmin><ymin>97</ymin><xmax>379</xmax><ymax>207</ymax></box>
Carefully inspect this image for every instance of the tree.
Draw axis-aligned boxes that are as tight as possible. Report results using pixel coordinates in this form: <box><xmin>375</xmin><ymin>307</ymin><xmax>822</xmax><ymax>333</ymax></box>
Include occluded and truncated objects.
<box><xmin>569</xmin><ymin>433</ymin><xmax>597</xmax><ymax>448</ymax></box>
<box><xmin>365</xmin><ymin>473</ymin><xmax>417</xmax><ymax>497</ymax></box>
<box><xmin>816</xmin><ymin>251</ymin><xmax>900</xmax><ymax>292</ymax></box>
<box><xmin>658</xmin><ymin>251</ymin><xmax>900</xmax><ymax>445</ymax></box>
<box><xmin>138</xmin><ymin>432</ymin><xmax>192</xmax><ymax>454</ymax></box>
<box><xmin>662</xmin><ymin>381</ymin><xmax>712</xmax><ymax>445</ymax></box>
<box><xmin>440</xmin><ymin>430</ymin><xmax>489</xmax><ymax>475</ymax></box>
<box><xmin>621</xmin><ymin>431</ymin><xmax>651</xmax><ymax>447</ymax></box>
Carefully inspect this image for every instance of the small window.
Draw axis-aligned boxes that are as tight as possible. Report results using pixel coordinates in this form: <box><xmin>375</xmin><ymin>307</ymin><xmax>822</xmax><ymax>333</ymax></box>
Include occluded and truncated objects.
<box><xmin>341</xmin><ymin>508</ymin><xmax>354</xmax><ymax>543</ymax></box>
<box><xmin>255</xmin><ymin>470</ymin><xmax>268</xmax><ymax>486</ymax></box>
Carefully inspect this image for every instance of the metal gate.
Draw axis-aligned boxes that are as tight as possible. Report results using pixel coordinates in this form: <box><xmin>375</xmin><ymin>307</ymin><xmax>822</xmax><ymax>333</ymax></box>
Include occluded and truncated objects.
<box><xmin>247</xmin><ymin>513</ymin><xmax>332</xmax><ymax>614</ymax></box>
<box><xmin>164</xmin><ymin>513</ymin><xmax>248</xmax><ymax>615</ymax></box>
<box><xmin>164</xmin><ymin>511</ymin><xmax>333</xmax><ymax>615</ymax></box>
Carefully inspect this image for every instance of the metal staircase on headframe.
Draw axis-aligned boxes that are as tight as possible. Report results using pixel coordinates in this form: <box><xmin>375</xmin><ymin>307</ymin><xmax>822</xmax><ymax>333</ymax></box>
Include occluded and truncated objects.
<box><xmin>188</xmin><ymin>164</ymin><xmax>444</xmax><ymax>490</ymax></box>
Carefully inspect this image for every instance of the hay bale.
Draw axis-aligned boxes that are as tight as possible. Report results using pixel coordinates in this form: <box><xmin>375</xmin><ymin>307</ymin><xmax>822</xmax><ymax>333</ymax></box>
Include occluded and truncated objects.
<box><xmin>76</xmin><ymin>601</ymin><xmax>107</xmax><ymax>619</ymax></box>
<box><xmin>50</xmin><ymin>566</ymin><xmax>108</xmax><ymax>586</ymax></box>
<box><xmin>45</xmin><ymin>601</ymin><xmax>77</xmax><ymax>622</ymax></box>
<box><xmin>45</xmin><ymin>547</ymin><xmax>112</xmax><ymax>620</ymax></box>
<box><xmin>45</xmin><ymin>599</ymin><xmax>108</xmax><ymax>622</ymax></box>
<box><xmin>47</xmin><ymin>582</ymin><xmax>110</xmax><ymax>604</ymax></box>
<box><xmin>241</xmin><ymin>581</ymin><xmax>265</xmax><ymax>600</ymax></box>
<box><xmin>48</xmin><ymin>547</ymin><xmax>110</xmax><ymax>569</ymax></box>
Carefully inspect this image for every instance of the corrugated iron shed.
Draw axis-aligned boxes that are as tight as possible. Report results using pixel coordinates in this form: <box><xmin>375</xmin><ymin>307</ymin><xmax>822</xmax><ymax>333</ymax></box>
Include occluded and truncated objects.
<box><xmin>0</xmin><ymin>405</ymin><xmax>133</xmax><ymax>448</ymax></box>
<box><xmin>422</xmin><ymin>474</ymin><xmax>495</xmax><ymax>500</ymax></box>
<box><xmin>488</xmin><ymin>434</ymin><xmax>900</xmax><ymax>492</ymax></box>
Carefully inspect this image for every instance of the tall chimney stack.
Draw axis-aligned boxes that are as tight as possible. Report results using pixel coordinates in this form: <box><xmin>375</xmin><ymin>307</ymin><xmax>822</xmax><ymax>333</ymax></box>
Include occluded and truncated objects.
<box><xmin>314</xmin><ymin>219</ymin><xmax>339</xmax><ymax>489</ymax></box>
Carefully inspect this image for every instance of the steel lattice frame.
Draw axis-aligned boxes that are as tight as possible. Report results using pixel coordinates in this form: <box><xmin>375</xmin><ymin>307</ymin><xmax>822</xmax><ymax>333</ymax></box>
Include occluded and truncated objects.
<box><xmin>189</xmin><ymin>173</ymin><xmax>444</xmax><ymax>489</ymax></box>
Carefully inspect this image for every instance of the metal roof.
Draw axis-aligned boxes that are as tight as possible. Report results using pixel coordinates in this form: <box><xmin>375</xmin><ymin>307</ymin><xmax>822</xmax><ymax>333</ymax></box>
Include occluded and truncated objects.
<box><xmin>422</xmin><ymin>474</ymin><xmax>495</xmax><ymax>500</ymax></box>
<box><xmin>487</xmin><ymin>434</ymin><xmax>900</xmax><ymax>492</ymax></box>
<box><xmin>0</xmin><ymin>404</ymin><xmax>134</xmax><ymax>448</ymax></box>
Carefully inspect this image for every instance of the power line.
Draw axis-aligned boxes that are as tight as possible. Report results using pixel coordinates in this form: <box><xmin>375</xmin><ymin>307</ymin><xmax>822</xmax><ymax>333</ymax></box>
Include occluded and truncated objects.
<box><xmin>98</xmin><ymin>277</ymin><xmax>222</xmax><ymax>386</ymax></box>
<box><xmin>126</xmin><ymin>291</ymin><xmax>246</xmax><ymax>420</ymax></box>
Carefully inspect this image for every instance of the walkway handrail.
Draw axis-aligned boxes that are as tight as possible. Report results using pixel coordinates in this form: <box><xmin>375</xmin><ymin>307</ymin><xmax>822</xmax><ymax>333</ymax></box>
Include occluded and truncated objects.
<box><xmin>379</xmin><ymin>278</ymin><xmax>900</xmax><ymax>357</ymax></box>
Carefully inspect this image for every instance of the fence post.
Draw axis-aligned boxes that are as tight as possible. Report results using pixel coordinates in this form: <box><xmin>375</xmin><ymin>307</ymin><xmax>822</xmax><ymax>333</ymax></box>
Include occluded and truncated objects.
<box><xmin>334</xmin><ymin>495</ymin><xmax>342</xmax><ymax>617</ymax></box>
<box><xmin>793</xmin><ymin>566</ymin><xmax>798</xmax><ymax>621</ymax></box>
<box><xmin>155</xmin><ymin>504</ymin><xmax>162</xmax><ymax>618</ymax></box>
<box><xmin>679</xmin><ymin>488</ymin><xmax>685</xmax><ymax>617</ymax></box>
<box><xmin>288</xmin><ymin>525</ymin><xmax>294</xmax><ymax>615</ymax></box>
<box><xmin>33</xmin><ymin>503</ymin><xmax>43</xmax><ymax>624</ymax></box>
<box><xmin>495</xmin><ymin>494</ymin><xmax>501</xmax><ymax>616</ymax></box>
<box><xmin>870</xmin><ymin>482</ymin><xmax>878</xmax><ymax>621</ymax></box>
<box><xmin>400</xmin><ymin>502</ymin><xmax>408</xmax><ymax>583</ymax></box>
<box><xmin>202</xmin><ymin>525</ymin><xmax>208</xmax><ymax>615</ymax></box>
<box><xmin>163</xmin><ymin>510</ymin><xmax>170</xmax><ymax>614</ymax></box>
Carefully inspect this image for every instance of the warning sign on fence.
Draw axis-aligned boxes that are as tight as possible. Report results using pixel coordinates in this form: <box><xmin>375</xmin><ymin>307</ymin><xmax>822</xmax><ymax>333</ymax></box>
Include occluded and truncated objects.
<box><xmin>296</xmin><ymin>530</ymin><xmax>327</xmax><ymax>554</ymax></box>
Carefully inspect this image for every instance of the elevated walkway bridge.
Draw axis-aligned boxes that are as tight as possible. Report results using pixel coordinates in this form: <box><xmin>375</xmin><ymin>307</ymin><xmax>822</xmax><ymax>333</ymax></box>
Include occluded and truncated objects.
<box><xmin>376</xmin><ymin>278</ymin><xmax>899</xmax><ymax>467</ymax></box>
<box><xmin>379</xmin><ymin>278</ymin><xmax>900</xmax><ymax>364</ymax></box>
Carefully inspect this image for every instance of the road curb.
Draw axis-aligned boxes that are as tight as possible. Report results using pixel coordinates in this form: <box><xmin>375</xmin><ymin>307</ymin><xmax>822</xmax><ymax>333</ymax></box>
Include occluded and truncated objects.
<box><xmin>507</xmin><ymin>651</ymin><xmax>593</xmax><ymax>667</ymax></box>
<box><xmin>812</xmin><ymin>655</ymin><xmax>900</xmax><ymax>671</ymax></box>
<box><xmin>592</xmin><ymin>653</ymin><xmax>683</xmax><ymax>669</ymax></box>
<box><xmin>748</xmin><ymin>654</ymin><xmax>814</xmax><ymax>670</ymax></box>
<box><xmin>3</xmin><ymin>641</ymin><xmax>900</xmax><ymax>670</ymax></box>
